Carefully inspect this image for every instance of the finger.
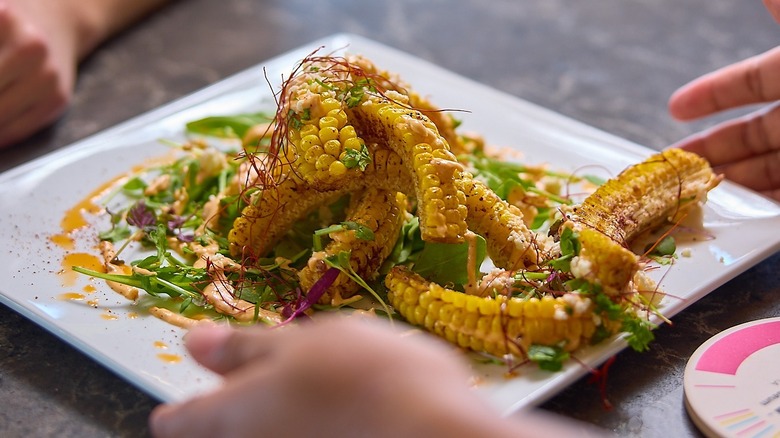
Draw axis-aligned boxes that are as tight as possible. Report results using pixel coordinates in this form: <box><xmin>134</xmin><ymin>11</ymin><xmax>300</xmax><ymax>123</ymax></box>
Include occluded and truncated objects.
<box><xmin>764</xmin><ymin>0</ymin><xmax>780</xmax><ymax>23</ymax></box>
<box><xmin>671</xmin><ymin>103</ymin><xmax>780</xmax><ymax>167</ymax></box>
<box><xmin>0</xmin><ymin>92</ymin><xmax>67</xmax><ymax>148</ymax></box>
<box><xmin>184</xmin><ymin>324</ymin><xmax>279</xmax><ymax>375</ymax></box>
<box><xmin>0</xmin><ymin>21</ymin><xmax>47</xmax><ymax>93</ymax></box>
<box><xmin>150</xmin><ymin>399</ymin><xmax>226</xmax><ymax>438</ymax></box>
<box><xmin>760</xmin><ymin>187</ymin><xmax>780</xmax><ymax>202</ymax></box>
<box><xmin>717</xmin><ymin>149</ymin><xmax>780</xmax><ymax>193</ymax></box>
<box><xmin>0</xmin><ymin>5</ymin><xmax>13</xmax><ymax>43</ymax></box>
<box><xmin>149</xmin><ymin>363</ymin><xmax>279</xmax><ymax>438</ymax></box>
<box><xmin>668</xmin><ymin>46</ymin><xmax>780</xmax><ymax>120</ymax></box>
<box><xmin>0</xmin><ymin>62</ymin><xmax>64</xmax><ymax>124</ymax></box>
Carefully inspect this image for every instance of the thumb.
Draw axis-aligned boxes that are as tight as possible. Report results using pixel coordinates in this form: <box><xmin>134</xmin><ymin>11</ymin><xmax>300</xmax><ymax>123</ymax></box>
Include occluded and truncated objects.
<box><xmin>184</xmin><ymin>324</ymin><xmax>279</xmax><ymax>375</ymax></box>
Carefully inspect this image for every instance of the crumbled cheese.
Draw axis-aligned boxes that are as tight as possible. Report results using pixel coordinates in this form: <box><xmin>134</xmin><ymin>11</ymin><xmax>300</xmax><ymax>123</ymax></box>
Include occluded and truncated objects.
<box><xmin>569</xmin><ymin>256</ymin><xmax>592</xmax><ymax>279</ymax></box>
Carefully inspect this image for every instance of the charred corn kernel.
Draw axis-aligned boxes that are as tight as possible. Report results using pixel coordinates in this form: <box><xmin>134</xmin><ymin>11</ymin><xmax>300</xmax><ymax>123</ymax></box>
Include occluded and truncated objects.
<box><xmin>298</xmin><ymin>189</ymin><xmax>408</xmax><ymax>304</ymax></box>
<box><xmin>457</xmin><ymin>175</ymin><xmax>547</xmax><ymax>270</ymax></box>
<box><xmin>229</xmin><ymin>177</ymin><xmax>348</xmax><ymax>258</ymax></box>
<box><xmin>570</xmin><ymin>148</ymin><xmax>720</xmax><ymax>245</ymax></box>
<box><xmin>385</xmin><ymin>266</ymin><xmax>607</xmax><ymax>358</ymax></box>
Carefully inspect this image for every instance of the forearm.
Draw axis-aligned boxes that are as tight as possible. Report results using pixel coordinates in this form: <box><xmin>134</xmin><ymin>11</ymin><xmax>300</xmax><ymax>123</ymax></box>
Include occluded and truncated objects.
<box><xmin>62</xmin><ymin>0</ymin><xmax>173</xmax><ymax>59</ymax></box>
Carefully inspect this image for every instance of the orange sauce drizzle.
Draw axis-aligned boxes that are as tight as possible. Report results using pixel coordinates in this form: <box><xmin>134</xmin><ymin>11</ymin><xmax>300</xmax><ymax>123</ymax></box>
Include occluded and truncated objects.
<box><xmin>100</xmin><ymin>313</ymin><xmax>118</xmax><ymax>321</ymax></box>
<box><xmin>157</xmin><ymin>353</ymin><xmax>182</xmax><ymax>364</ymax></box>
<box><xmin>83</xmin><ymin>284</ymin><xmax>97</xmax><ymax>294</ymax></box>
<box><xmin>154</xmin><ymin>341</ymin><xmax>168</xmax><ymax>349</ymax></box>
<box><xmin>50</xmin><ymin>233</ymin><xmax>75</xmax><ymax>250</ymax></box>
<box><xmin>59</xmin><ymin>174</ymin><xmax>129</xmax><ymax>233</ymax></box>
<box><xmin>58</xmin><ymin>292</ymin><xmax>86</xmax><ymax>301</ymax></box>
<box><xmin>60</xmin><ymin>252</ymin><xmax>103</xmax><ymax>287</ymax></box>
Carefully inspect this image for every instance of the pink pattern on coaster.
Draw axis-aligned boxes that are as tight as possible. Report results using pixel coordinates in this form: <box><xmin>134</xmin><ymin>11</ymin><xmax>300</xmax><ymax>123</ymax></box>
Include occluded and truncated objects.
<box><xmin>695</xmin><ymin>321</ymin><xmax>780</xmax><ymax>375</ymax></box>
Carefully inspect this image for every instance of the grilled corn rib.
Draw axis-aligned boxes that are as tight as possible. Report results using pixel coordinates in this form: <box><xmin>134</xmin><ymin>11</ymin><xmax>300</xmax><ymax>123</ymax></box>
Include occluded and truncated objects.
<box><xmin>299</xmin><ymin>189</ymin><xmax>408</xmax><ymax>305</ymax></box>
<box><xmin>562</xmin><ymin>148</ymin><xmax>720</xmax><ymax>293</ymax></box>
<box><xmin>457</xmin><ymin>175</ymin><xmax>552</xmax><ymax>270</ymax></box>
<box><xmin>288</xmin><ymin>54</ymin><xmax>468</xmax><ymax>243</ymax></box>
<box><xmin>228</xmin><ymin>148</ymin><xmax>411</xmax><ymax>259</ymax></box>
<box><xmin>228</xmin><ymin>175</ymin><xmax>347</xmax><ymax>258</ymax></box>
<box><xmin>345</xmin><ymin>55</ymin><xmax>470</xmax><ymax>156</ymax></box>
<box><xmin>385</xmin><ymin>266</ymin><xmax>613</xmax><ymax>358</ymax></box>
<box><xmin>348</xmin><ymin>98</ymin><xmax>468</xmax><ymax>243</ymax></box>
<box><xmin>569</xmin><ymin>148</ymin><xmax>720</xmax><ymax>245</ymax></box>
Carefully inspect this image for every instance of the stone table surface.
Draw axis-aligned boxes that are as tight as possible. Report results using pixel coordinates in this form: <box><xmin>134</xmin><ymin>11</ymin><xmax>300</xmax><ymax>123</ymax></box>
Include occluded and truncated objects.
<box><xmin>1</xmin><ymin>1</ymin><xmax>778</xmax><ymax>436</ymax></box>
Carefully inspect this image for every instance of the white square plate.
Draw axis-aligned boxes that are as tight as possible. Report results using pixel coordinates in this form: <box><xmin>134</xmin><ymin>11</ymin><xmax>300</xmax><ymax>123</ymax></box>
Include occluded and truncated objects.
<box><xmin>1</xmin><ymin>34</ymin><xmax>779</xmax><ymax>415</ymax></box>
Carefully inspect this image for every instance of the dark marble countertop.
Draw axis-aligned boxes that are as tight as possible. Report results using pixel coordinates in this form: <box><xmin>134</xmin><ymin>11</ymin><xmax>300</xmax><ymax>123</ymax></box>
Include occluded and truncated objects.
<box><xmin>1</xmin><ymin>1</ymin><xmax>778</xmax><ymax>436</ymax></box>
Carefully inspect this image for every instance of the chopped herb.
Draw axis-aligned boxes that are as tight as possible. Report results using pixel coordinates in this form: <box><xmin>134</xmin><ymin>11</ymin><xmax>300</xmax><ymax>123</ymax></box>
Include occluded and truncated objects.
<box><xmin>341</xmin><ymin>144</ymin><xmax>372</xmax><ymax>170</ymax></box>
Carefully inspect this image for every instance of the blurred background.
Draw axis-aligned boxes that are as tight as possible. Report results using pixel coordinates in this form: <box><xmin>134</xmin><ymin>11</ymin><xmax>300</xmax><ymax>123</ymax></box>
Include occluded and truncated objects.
<box><xmin>1</xmin><ymin>1</ymin><xmax>778</xmax><ymax>436</ymax></box>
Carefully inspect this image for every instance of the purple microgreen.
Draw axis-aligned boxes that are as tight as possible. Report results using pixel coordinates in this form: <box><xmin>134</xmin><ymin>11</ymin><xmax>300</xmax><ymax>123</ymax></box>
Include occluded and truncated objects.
<box><xmin>167</xmin><ymin>215</ymin><xmax>194</xmax><ymax>242</ymax></box>
<box><xmin>127</xmin><ymin>201</ymin><xmax>156</xmax><ymax>229</ymax></box>
<box><xmin>280</xmin><ymin>267</ymin><xmax>340</xmax><ymax>323</ymax></box>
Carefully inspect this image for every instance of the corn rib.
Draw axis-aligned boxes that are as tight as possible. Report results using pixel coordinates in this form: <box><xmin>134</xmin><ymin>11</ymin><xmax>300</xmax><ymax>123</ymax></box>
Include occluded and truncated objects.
<box><xmin>299</xmin><ymin>189</ymin><xmax>408</xmax><ymax>304</ymax></box>
<box><xmin>386</xmin><ymin>266</ymin><xmax>610</xmax><ymax>358</ymax></box>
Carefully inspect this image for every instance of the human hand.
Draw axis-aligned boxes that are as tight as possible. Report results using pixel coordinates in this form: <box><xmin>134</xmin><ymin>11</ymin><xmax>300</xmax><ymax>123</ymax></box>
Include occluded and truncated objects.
<box><xmin>148</xmin><ymin>317</ymin><xmax>487</xmax><ymax>437</ymax></box>
<box><xmin>0</xmin><ymin>0</ymin><xmax>80</xmax><ymax>148</ymax></box>
<box><xmin>667</xmin><ymin>0</ymin><xmax>780</xmax><ymax>201</ymax></box>
<box><xmin>149</xmin><ymin>317</ymin><xmax>607</xmax><ymax>438</ymax></box>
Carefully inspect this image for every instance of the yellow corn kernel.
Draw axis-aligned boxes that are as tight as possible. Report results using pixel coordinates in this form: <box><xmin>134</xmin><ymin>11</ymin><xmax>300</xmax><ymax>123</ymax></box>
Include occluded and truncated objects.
<box><xmin>319</xmin><ymin>116</ymin><xmax>339</xmax><ymax>130</ymax></box>
<box><xmin>328</xmin><ymin>109</ymin><xmax>348</xmax><ymax>129</ymax></box>
<box><xmin>384</xmin><ymin>266</ymin><xmax>608</xmax><ymax>360</ymax></box>
<box><xmin>329</xmin><ymin>160</ymin><xmax>347</xmax><ymax>176</ymax></box>
<box><xmin>321</xmin><ymin>97</ymin><xmax>341</xmax><ymax>113</ymax></box>
<box><xmin>315</xmin><ymin>155</ymin><xmax>336</xmax><ymax>171</ymax></box>
<box><xmin>304</xmin><ymin>145</ymin><xmax>324</xmax><ymax>164</ymax></box>
<box><xmin>319</xmin><ymin>126</ymin><xmax>339</xmax><ymax>143</ymax></box>
<box><xmin>300</xmin><ymin>124</ymin><xmax>319</xmax><ymax>138</ymax></box>
<box><xmin>323</xmin><ymin>139</ymin><xmax>342</xmax><ymax>156</ymax></box>
<box><xmin>301</xmin><ymin>134</ymin><xmax>321</xmax><ymax>151</ymax></box>
<box><xmin>344</xmin><ymin>137</ymin><xmax>363</xmax><ymax>151</ymax></box>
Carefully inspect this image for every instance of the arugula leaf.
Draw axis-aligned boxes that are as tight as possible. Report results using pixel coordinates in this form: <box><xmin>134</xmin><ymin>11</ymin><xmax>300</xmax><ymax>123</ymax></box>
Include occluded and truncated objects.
<box><xmin>185</xmin><ymin>112</ymin><xmax>271</xmax><ymax>139</ymax></box>
<box><xmin>645</xmin><ymin>235</ymin><xmax>676</xmax><ymax>257</ymax></box>
<box><xmin>528</xmin><ymin>344</ymin><xmax>570</xmax><ymax>372</ymax></box>
<box><xmin>413</xmin><ymin>235</ymin><xmax>486</xmax><ymax>286</ymax></box>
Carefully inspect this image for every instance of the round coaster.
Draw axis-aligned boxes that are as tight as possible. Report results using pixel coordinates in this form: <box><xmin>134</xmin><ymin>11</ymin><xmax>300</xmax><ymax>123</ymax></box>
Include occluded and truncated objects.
<box><xmin>683</xmin><ymin>317</ymin><xmax>780</xmax><ymax>438</ymax></box>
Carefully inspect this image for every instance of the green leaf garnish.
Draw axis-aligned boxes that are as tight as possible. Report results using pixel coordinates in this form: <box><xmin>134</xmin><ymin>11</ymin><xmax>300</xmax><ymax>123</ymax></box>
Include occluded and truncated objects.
<box><xmin>528</xmin><ymin>344</ymin><xmax>570</xmax><ymax>371</ymax></box>
<box><xmin>413</xmin><ymin>235</ymin><xmax>486</xmax><ymax>286</ymax></box>
<box><xmin>341</xmin><ymin>144</ymin><xmax>372</xmax><ymax>170</ymax></box>
<box><xmin>185</xmin><ymin>112</ymin><xmax>271</xmax><ymax>138</ymax></box>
